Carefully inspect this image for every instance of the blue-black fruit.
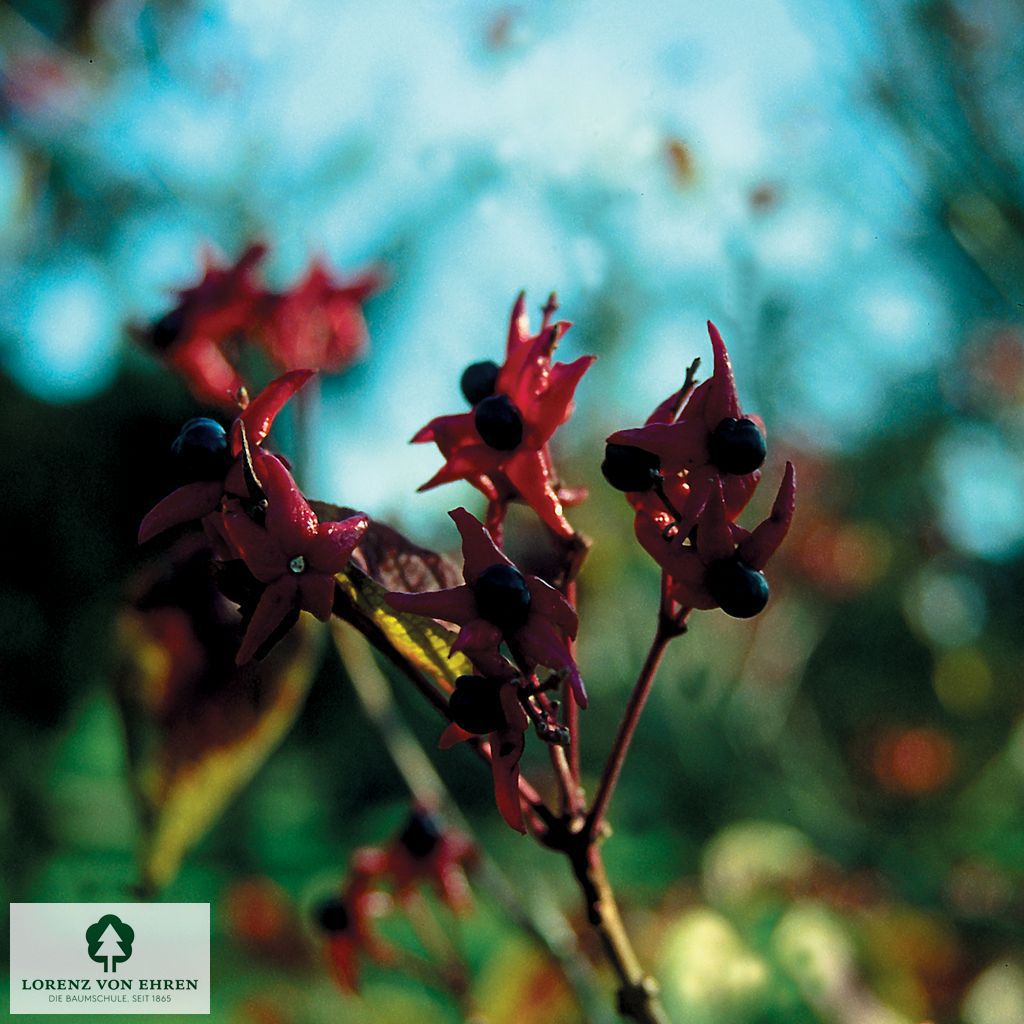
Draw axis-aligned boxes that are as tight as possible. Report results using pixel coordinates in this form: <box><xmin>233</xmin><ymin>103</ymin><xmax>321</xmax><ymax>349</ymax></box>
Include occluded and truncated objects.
<box><xmin>398</xmin><ymin>809</ymin><xmax>443</xmax><ymax>858</ymax></box>
<box><xmin>474</xmin><ymin>394</ymin><xmax>524</xmax><ymax>451</ymax></box>
<box><xmin>171</xmin><ymin>418</ymin><xmax>230</xmax><ymax>480</ymax></box>
<box><xmin>449</xmin><ymin>675</ymin><xmax>507</xmax><ymax>734</ymax></box>
<box><xmin>314</xmin><ymin>897</ymin><xmax>350</xmax><ymax>933</ymax></box>
<box><xmin>705</xmin><ymin>556</ymin><xmax>769</xmax><ymax>618</ymax></box>
<box><xmin>474</xmin><ymin>563</ymin><xmax>532</xmax><ymax>631</ymax></box>
<box><xmin>601</xmin><ymin>443</ymin><xmax>661</xmax><ymax>492</ymax></box>
<box><xmin>460</xmin><ymin>360</ymin><xmax>500</xmax><ymax>405</ymax></box>
<box><xmin>708</xmin><ymin>417</ymin><xmax>766</xmax><ymax>475</ymax></box>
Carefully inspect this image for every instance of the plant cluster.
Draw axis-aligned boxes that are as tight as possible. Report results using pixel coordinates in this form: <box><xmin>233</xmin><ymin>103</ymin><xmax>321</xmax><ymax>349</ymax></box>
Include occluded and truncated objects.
<box><xmin>135</xmin><ymin>253</ymin><xmax>796</xmax><ymax>1023</ymax></box>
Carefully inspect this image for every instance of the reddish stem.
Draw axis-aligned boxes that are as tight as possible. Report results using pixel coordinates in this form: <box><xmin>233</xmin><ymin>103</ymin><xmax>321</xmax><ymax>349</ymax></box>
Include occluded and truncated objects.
<box><xmin>587</xmin><ymin>619</ymin><xmax>679</xmax><ymax>836</ymax></box>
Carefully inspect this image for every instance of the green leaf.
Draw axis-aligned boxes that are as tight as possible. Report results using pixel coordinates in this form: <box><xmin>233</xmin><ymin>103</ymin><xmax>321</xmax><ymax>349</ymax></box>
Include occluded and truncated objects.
<box><xmin>113</xmin><ymin>539</ymin><xmax>321</xmax><ymax>892</ymax></box>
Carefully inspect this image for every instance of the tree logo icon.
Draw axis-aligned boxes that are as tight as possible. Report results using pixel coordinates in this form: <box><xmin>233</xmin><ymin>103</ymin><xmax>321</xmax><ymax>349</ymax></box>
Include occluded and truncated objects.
<box><xmin>85</xmin><ymin>915</ymin><xmax>135</xmax><ymax>973</ymax></box>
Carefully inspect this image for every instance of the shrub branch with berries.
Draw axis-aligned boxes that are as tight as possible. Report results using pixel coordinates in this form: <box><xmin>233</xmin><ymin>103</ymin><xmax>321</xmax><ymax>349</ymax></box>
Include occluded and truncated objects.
<box><xmin>131</xmin><ymin>254</ymin><xmax>795</xmax><ymax>1024</ymax></box>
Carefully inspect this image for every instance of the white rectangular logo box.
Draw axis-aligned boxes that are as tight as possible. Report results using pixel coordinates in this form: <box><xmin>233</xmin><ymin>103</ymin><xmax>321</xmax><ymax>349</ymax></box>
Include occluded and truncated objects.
<box><xmin>10</xmin><ymin>903</ymin><xmax>210</xmax><ymax>1015</ymax></box>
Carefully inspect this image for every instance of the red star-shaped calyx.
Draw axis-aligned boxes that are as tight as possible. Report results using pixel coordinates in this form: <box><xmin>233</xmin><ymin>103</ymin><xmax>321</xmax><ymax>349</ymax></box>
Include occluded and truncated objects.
<box><xmin>263</xmin><ymin>259</ymin><xmax>381</xmax><ymax>373</ymax></box>
<box><xmin>438</xmin><ymin>674</ymin><xmax>532</xmax><ymax>833</ymax></box>
<box><xmin>138</xmin><ymin>369</ymin><xmax>315</xmax><ymax>546</ymax></box>
<box><xmin>144</xmin><ymin>243</ymin><xmax>268</xmax><ymax>407</ymax></box>
<box><xmin>386</xmin><ymin>508</ymin><xmax>585</xmax><ymax>707</ymax></box>
<box><xmin>608</xmin><ymin>321</ymin><xmax>765</xmax><ymax>535</ymax></box>
<box><xmin>413</xmin><ymin>293</ymin><xmax>595</xmax><ymax>538</ymax></box>
<box><xmin>315</xmin><ymin>854</ymin><xmax>392</xmax><ymax>994</ymax></box>
<box><xmin>220</xmin><ymin>453</ymin><xmax>368</xmax><ymax>663</ymax></box>
<box><xmin>385</xmin><ymin>807</ymin><xmax>476</xmax><ymax>912</ymax></box>
<box><xmin>636</xmin><ymin>464</ymin><xmax>796</xmax><ymax>621</ymax></box>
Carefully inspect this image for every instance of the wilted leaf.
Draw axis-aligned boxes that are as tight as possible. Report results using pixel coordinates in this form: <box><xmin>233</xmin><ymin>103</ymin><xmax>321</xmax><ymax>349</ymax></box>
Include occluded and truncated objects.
<box><xmin>114</xmin><ymin>538</ymin><xmax>322</xmax><ymax>892</ymax></box>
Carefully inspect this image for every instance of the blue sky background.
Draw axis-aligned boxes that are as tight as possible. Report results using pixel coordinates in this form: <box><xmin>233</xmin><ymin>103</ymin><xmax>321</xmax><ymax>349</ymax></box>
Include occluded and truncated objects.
<box><xmin>1</xmin><ymin>0</ymin><xmax>1020</xmax><ymax>553</ymax></box>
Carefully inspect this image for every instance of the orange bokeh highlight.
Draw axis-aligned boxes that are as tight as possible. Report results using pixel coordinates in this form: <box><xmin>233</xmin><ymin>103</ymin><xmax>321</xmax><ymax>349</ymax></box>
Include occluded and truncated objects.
<box><xmin>872</xmin><ymin>727</ymin><xmax>956</xmax><ymax>795</ymax></box>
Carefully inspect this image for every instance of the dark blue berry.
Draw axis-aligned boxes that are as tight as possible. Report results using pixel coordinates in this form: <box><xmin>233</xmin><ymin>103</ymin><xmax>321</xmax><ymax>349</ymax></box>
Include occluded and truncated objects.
<box><xmin>460</xmin><ymin>360</ymin><xmax>500</xmax><ymax>405</ymax></box>
<box><xmin>474</xmin><ymin>563</ymin><xmax>532</xmax><ymax>631</ymax></box>
<box><xmin>474</xmin><ymin>394</ymin><xmax>523</xmax><ymax>451</ymax></box>
<box><xmin>601</xmin><ymin>443</ymin><xmax>661</xmax><ymax>492</ymax></box>
<box><xmin>171</xmin><ymin>418</ymin><xmax>230</xmax><ymax>480</ymax></box>
<box><xmin>150</xmin><ymin>308</ymin><xmax>185</xmax><ymax>351</ymax></box>
<box><xmin>708</xmin><ymin>417</ymin><xmax>766</xmax><ymax>475</ymax></box>
<box><xmin>705</xmin><ymin>556</ymin><xmax>769</xmax><ymax>618</ymax></box>
<box><xmin>398</xmin><ymin>809</ymin><xmax>443</xmax><ymax>859</ymax></box>
<box><xmin>448</xmin><ymin>675</ymin><xmax>506</xmax><ymax>734</ymax></box>
<box><xmin>314</xmin><ymin>897</ymin><xmax>350</xmax><ymax>933</ymax></box>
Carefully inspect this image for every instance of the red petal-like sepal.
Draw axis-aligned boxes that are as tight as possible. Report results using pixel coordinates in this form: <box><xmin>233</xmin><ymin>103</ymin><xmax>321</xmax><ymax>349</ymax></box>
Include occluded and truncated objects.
<box><xmin>385</xmin><ymin>584</ymin><xmax>478</xmax><ymax>626</ymax></box>
<box><xmin>515</xmin><ymin>617</ymin><xmax>587</xmax><ymax>708</ymax></box>
<box><xmin>450</xmin><ymin>618</ymin><xmax>504</xmax><ymax>658</ymax></box>
<box><xmin>449</xmin><ymin>507</ymin><xmax>512</xmax><ymax>582</ymax></box>
<box><xmin>739</xmin><ymin>462</ymin><xmax>796</xmax><ymax>570</ymax></box>
<box><xmin>702</xmin><ymin>321</ymin><xmax>742</xmax><ymax>427</ymax></box>
<box><xmin>325</xmin><ymin>935</ymin><xmax>360</xmax><ymax>993</ymax></box>
<box><xmin>695</xmin><ymin>481</ymin><xmax>736</xmax><ymax>565</ymax></box>
<box><xmin>410</xmin><ymin>412</ymin><xmax>474</xmax><ymax>447</ymax></box>
<box><xmin>138</xmin><ymin>481</ymin><xmax>223</xmax><ymax>544</ymax></box>
<box><xmin>306</xmin><ymin>515</ymin><xmax>370</xmax><ymax>574</ymax></box>
<box><xmin>439</xmin><ymin>722</ymin><xmax>473</xmax><ymax>749</ymax></box>
<box><xmin>525</xmin><ymin>576</ymin><xmax>578</xmax><ymax>638</ymax></box>
<box><xmin>259</xmin><ymin>455</ymin><xmax>319</xmax><ymax>553</ymax></box>
<box><xmin>506</xmin><ymin>290</ymin><xmax>529</xmax><ymax>358</ymax></box>
<box><xmin>490</xmin><ymin>684</ymin><xmax>529</xmax><ymax>833</ymax></box>
<box><xmin>168</xmin><ymin>336</ymin><xmax>244</xmax><ymax>409</ymax></box>
<box><xmin>221</xmin><ymin>502</ymin><xmax>286</xmax><ymax>582</ymax></box>
<box><xmin>503</xmin><ymin>451</ymin><xmax>574</xmax><ymax>538</ymax></box>
<box><xmin>299</xmin><ymin>573</ymin><xmax>337</xmax><ymax>622</ymax></box>
<box><xmin>529</xmin><ymin>355</ymin><xmax>596</xmax><ymax>443</ymax></box>
<box><xmin>608</xmin><ymin>420</ymin><xmax>706</xmax><ymax>469</ymax></box>
<box><xmin>236</xmin><ymin>576</ymin><xmax>298</xmax><ymax>664</ymax></box>
<box><xmin>232</xmin><ymin>369</ymin><xmax>315</xmax><ymax>456</ymax></box>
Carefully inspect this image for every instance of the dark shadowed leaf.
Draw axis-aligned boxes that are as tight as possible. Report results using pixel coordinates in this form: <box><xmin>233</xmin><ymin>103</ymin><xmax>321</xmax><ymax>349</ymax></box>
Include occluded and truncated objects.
<box><xmin>113</xmin><ymin>537</ymin><xmax>322</xmax><ymax>892</ymax></box>
<box><xmin>310</xmin><ymin>500</ymin><xmax>461</xmax><ymax>593</ymax></box>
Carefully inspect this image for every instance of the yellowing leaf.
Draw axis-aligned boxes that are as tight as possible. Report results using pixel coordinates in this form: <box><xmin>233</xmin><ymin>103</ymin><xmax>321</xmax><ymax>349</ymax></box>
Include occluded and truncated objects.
<box><xmin>312</xmin><ymin>501</ymin><xmax>471</xmax><ymax>694</ymax></box>
<box><xmin>335</xmin><ymin>565</ymin><xmax>472</xmax><ymax>694</ymax></box>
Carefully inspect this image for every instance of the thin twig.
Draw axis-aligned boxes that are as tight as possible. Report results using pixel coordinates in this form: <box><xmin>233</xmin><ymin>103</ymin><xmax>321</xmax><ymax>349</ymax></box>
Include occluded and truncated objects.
<box><xmin>538</xmin><ymin>527</ymin><xmax>673</xmax><ymax>1022</ymax></box>
<box><xmin>539</xmin><ymin>819</ymin><xmax>672</xmax><ymax>1024</ymax></box>
<box><xmin>549</xmin><ymin>743</ymin><xmax>581</xmax><ymax>818</ymax></box>
<box><xmin>587</xmin><ymin>619</ymin><xmax>679</xmax><ymax>839</ymax></box>
<box><xmin>670</xmin><ymin>357</ymin><xmax>702</xmax><ymax>420</ymax></box>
